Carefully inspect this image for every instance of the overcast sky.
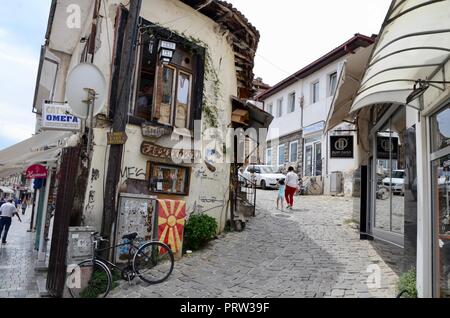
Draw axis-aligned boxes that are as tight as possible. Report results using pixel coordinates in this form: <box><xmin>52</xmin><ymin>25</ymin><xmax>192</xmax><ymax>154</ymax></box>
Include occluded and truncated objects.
<box><xmin>0</xmin><ymin>0</ymin><xmax>391</xmax><ymax>150</ymax></box>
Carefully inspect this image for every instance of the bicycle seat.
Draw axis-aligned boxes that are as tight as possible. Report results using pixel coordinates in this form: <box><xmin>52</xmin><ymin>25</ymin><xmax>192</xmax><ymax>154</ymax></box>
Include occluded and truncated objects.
<box><xmin>122</xmin><ymin>233</ymin><xmax>138</xmax><ymax>241</ymax></box>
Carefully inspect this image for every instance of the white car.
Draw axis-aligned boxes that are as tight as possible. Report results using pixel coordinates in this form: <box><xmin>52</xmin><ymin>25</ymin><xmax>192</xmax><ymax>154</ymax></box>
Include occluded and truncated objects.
<box><xmin>382</xmin><ymin>170</ymin><xmax>405</xmax><ymax>195</ymax></box>
<box><xmin>242</xmin><ymin>165</ymin><xmax>285</xmax><ymax>190</ymax></box>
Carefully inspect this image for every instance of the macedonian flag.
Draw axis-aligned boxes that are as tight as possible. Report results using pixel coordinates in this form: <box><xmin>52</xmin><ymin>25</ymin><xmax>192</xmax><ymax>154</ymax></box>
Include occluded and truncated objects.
<box><xmin>157</xmin><ymin>200</ymin><xmax>186</xmax><ymax>254</ymax></box>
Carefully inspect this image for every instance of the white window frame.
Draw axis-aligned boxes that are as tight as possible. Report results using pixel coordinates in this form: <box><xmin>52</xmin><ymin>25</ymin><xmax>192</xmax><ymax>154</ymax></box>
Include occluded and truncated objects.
<box><xmin>311</xmin><ymin>81</ymin><xmax>320</xmax><ymax>104</ymax></box>
<box><xmin>267</xmin><ymin>102</ymin><xmax>273</xmax><ymax>115</ymax></box>
<box><xmin>277</xmin><ymin>98</ymin><xmax>283</xmax><ymax>118</ymax></box>
<box><xmin>289</xmin><ymin>141</ymin><xmax>298</xmax><ymax>163</ymax></box>
<box><xmin>266</xmin><ymin>148</ymin><xmax>272</xmax><ymax>166</ymax></box>
<box><xmin>288</xmin><ymin>92</ymin><xmax>296</xmax><ymax>113</ymax></box>
<box><xmin>278</xmin><ymin>144</ymin><xmax>286</xmax><ymax>166</ymax></box>
<box><xmin>328</xmin><ymin>72</ymin><xmax>338</xmax><ymax>97</ymax></box>
<box><xmin>304</xmin><ymin>140</ymin><xmax>322</xmax><ymax>176</ymax></box>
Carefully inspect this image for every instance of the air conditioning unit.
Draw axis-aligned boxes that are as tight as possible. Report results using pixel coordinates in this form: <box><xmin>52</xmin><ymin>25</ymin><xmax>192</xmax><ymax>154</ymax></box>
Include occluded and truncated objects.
<box><xmin>330</xmin><ymin>172</ymin><xmax>343</xmax><ymax>195</ymax></box>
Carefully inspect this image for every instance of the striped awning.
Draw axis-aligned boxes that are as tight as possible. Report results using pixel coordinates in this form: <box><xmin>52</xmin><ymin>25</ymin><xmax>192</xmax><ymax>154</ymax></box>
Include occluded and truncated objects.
<box><xmin>351</xmin><ymin>0</ymin><xmax>450</xmax><ymax>112</ymax></box>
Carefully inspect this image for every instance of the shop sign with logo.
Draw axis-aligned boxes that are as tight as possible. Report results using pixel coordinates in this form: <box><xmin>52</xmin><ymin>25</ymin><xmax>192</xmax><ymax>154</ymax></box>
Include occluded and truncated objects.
<box><xmin>330</xmin><ymin>136</ymin><xmax>354</xmax><ymax>158</ymax></box>
<box><xmin>377</xmin><ymin>137</ymin><xmax>399</xmax><ymax>160</ymax></box>
<box><xmin>42</xmin><ymin>102</ymin><xmax>81</xmax><ymax>131</ymax></box>
<box><xmin>26</xmin><ymin>164</ymin><xmax>48</xmax><ymax>180</ymax></box>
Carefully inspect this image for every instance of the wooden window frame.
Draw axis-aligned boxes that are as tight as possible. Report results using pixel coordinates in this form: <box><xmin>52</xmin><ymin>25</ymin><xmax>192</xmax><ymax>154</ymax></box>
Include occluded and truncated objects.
<box><xmin>146</xmin><ymin>162</ymin><xmax>191</xmax><ymax>197</ymax></box>
<box><xmin>128</xmin><ymin>19</ymin><xmax>205</xmax><ymax>130</ymax></box>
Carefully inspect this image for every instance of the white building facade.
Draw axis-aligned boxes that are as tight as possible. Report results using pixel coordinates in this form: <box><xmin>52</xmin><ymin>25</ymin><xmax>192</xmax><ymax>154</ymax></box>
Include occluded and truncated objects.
<box><xmin>257</xmin><ymin>34</ymin><xmax>375</xmax><ymax>195</ymax></box>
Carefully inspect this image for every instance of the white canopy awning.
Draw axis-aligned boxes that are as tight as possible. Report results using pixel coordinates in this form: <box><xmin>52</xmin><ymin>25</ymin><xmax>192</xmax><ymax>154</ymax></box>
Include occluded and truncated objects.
<box><xmin>326</xmin><ymin>44</ymin><xmax>375</xmax><ymax>131</ymax></box>
<box><xmin>0</xmin><ymin>131</ymin><xmax>73</xmax><ymax>177</ymax></box>
<box><xmin>351</xmin><ymin>0</ymin><xmax>450</xmax><ymax>112</ymax></box>
<box><xmin>0</xmin><ymin>186</ymin><xmax>14</xmax><ymax>194</ymax></box>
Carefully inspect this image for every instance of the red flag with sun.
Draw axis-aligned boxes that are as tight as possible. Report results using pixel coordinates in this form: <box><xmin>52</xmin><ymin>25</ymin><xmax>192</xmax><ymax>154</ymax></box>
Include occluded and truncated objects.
<box><xmin>157</xmin><ymin>200</ymin><xmax>186</xmax><ymax>254</ymax></box>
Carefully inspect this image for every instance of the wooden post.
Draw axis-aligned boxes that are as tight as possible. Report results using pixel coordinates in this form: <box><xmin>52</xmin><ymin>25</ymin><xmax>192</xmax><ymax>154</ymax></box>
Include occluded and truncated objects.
<box><xmin>102</xmin><ymin>0</ymin><xmax>142</xmax><ymax>244</ymax></box>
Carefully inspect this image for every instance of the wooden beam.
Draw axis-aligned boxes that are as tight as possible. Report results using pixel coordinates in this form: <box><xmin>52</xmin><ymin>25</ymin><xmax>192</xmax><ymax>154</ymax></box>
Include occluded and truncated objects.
<box><xmin>102</xmin><ymin>0</ymin><xmax>142</xmax><ymax>246</ymax></box>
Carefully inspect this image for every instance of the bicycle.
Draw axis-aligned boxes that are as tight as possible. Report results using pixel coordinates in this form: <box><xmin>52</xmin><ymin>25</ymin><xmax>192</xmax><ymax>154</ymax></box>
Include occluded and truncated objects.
<box><xmin>66</xmin><ymin>232</ymin><xmax>174</xmax><ymax>298</ymax></box>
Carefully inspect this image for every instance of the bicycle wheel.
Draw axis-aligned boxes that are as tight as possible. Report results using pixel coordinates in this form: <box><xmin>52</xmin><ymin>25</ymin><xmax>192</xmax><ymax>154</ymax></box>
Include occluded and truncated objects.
<box><xmin>66</xmin><ymin>259</ymin><xmax>112</xmax><ymax>298</ymax></box>
<box><xmin>133</xmin><ymin>242</ymin><xmax>174</xmax><ymax>285</ymax></box>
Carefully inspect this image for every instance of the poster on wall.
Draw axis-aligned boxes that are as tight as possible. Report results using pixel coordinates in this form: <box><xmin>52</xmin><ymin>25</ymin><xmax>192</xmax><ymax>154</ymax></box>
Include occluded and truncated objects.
<box><xmin>377</xmin><ymin>136</ymin><xmax>399</xmax><ymax>160</ymax></box>
<box><xmin>115</xmin><ymin>194</ymin><xmax>158</xmax><ymax>263</ymax></box>
<box><xmin>330</xmin><ymin>136</ymin><xmax>354</xmax><ymax>158</ymax></box>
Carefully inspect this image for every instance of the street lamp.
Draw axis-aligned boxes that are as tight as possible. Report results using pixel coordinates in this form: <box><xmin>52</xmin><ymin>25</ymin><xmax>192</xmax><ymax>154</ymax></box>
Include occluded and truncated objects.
<box><xmin>158</xmin><ymin>40</ymin><xmax>176</xmax><ymax>65</ymax></box>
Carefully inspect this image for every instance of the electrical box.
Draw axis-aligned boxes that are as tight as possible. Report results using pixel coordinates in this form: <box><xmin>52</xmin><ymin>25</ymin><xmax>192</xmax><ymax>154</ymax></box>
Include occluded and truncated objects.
<box><xmin>67</xmin><ymin>227</ymin><xmax>96</xmax><ymax>265</ymax></box>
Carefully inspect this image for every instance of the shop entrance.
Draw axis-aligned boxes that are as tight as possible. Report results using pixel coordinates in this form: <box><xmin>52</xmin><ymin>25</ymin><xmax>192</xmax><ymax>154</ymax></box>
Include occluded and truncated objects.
<box><xmin>369</xmin><ymin>106</ymin><xmax>406</xmax><ymax>247</ymax></box>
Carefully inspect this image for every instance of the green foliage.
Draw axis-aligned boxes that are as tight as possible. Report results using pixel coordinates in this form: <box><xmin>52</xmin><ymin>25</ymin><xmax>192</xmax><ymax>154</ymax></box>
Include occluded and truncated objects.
<box><xmin>79</xmin><ymin>268</ymin><xmax>121</xmax><ymax>298</ymax></box>
<box><xmin>397</xmin><ymin>269</ymin><xmax>418</xmax><ymax>298</ymax></box>
<box><xmin>184</xmin><ymin>214</ymin><xmax>218</xmax><ymax>251</ymax></box>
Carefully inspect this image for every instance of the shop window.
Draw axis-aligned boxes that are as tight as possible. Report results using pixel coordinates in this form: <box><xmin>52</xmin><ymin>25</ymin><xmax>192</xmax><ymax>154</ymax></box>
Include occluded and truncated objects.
<box><xmin>304</xmin><ymin>141</ymin><xmax>321</xmax><ymax>177</ymax></box>
<box><xmin>147</xmin><ymin>162</ymin><xmax>191</xmax><ymax>196</ymax></box>
<box><xmin>431</xmin><ymin>104</ymin><xmax>450</xmax><ymax>152</ymax></box>
<box><xmin>109</xmin><ymin>13</ymin><xmax>205</xmax><ymax>128</ymax></box>
<box><xmin>374</xmin><ymin>108</ymin><xmax>406</xmax><ymax>235</ymax></box>
<box><xmin>135</xmin><ymin>36</ymin><xmax>197</xmax><ymax>129</ymax></box>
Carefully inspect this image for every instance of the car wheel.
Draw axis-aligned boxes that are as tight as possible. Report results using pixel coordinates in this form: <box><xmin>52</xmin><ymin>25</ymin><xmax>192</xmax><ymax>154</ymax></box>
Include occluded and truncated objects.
<box><xmin>260</xmin><ymin>180</ymin><xmax>267</xmax><ymax>190</ymax></box>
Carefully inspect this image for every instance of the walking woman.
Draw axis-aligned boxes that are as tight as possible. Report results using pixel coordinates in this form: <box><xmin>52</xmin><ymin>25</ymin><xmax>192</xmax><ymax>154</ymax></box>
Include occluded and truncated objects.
<box><xmin>285</xmin><ymin>167</ymin><xmax>299</xmax><ymax>209</ymax></box>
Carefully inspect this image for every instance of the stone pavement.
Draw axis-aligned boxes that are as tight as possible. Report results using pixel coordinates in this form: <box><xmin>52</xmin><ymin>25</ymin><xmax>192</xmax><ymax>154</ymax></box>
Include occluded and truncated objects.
<box><xmin>0</xmin><ymin>206</ymin><xmax>41</xmax><ymax>298</ymax></box>
<box><xmin>110</xmin><ymin>191</ymin><xmax>400</xmax><ymax>298</ymax></box>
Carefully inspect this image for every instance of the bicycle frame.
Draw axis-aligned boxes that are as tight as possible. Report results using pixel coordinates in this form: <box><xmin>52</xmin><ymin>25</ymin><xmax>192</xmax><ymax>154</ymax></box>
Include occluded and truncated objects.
<box><xmin>92</xmin><ymin>240</ymin><xmax>143</xmax><ymax>273</ymax></box>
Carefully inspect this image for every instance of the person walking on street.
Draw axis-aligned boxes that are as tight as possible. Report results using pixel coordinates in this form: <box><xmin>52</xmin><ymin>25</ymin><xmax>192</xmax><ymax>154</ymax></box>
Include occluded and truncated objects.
<box><xmin>285</xmin><ymin>166</ymin><xmax>299</xmax><ymax>210</ymax></box>
<box><xmin>0</xmin><ymin>199</ymin><xmax>22</xmax><ymax>244</ymax></box>
<box><xmin>21</xmin><ymin>200</ymin><xmax>28</xmax><ymax>216</ymax></box>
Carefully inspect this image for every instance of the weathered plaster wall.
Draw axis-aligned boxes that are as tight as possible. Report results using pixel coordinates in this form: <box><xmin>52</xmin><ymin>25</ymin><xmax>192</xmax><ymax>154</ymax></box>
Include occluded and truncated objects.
<box><xmin>71</xmin><ymin>0</ymin><xmax>239</xmax><ymax>232</ymax></box>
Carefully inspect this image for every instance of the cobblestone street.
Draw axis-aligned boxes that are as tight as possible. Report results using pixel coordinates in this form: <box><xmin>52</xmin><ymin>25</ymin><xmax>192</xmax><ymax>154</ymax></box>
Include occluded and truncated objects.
<box><xmin>0</xmin><ymin>207</ymin><xmax>41</xmax><ymax>298</ymax></box>
<box><xmin>110</xmin><ymin>191</ymin><xmax>400</xmax><ymax>298</ymax></box>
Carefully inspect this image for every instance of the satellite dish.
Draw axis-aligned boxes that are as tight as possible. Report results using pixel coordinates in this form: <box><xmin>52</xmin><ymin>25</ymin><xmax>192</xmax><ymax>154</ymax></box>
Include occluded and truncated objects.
<box><xmin>66</xmin><ymin>63</ymin><xmax>106</xmax><ymax>119</ymax></box>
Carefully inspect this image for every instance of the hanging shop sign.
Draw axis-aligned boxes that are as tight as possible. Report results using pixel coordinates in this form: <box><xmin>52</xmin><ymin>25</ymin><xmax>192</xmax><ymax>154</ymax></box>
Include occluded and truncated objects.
<box><xmin>26</xmin><ymin>165</ymin><xmax>48</xmax><ymax>180</ymax></box>
<box><xmin>42</xmin><ymin>102</ymin><xmax>81</xmax><ymax>131</ymax></box>
<box><xmin>107</xmin><ymin>132</ymin><xmax>128</xmax><ymax>145</ymax></box>
<box><xmin>141</xmin><ymin>142</ymin><xmax>201</xmax><ymax>162</ymax></box>
<box><xmin>330</xmin><ymin>136</ymin><xmax>354</xmax><ymax>158</ymax></box>
<box><xmin>377</xmin><ymin>137</ymin><xmax>399</xmax><ymax>160</ymax></box>
<box><xmin>142</xmin><ymin>123</ymin><xmax>172</xmax><ymax>138</ymax></box>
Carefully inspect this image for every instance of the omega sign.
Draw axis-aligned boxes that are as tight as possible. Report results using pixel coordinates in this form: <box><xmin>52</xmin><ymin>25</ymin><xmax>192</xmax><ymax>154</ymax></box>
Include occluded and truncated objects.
<box><xmin>330</xmin><ymin>136</ymin><xmax>354</xmax><ymax>158</ymax></box>
<box><xmin>42</xmin><ymin>102</ymin><xmax>81</xmax><ymax>131</ymax></box>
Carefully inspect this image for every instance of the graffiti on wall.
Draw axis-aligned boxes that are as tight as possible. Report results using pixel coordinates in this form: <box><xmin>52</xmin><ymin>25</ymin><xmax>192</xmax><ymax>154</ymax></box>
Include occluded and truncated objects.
<box><xmin>121</xmin><ymin>166</ymin><xmax>146</xmax><ymax>179</ymax></box>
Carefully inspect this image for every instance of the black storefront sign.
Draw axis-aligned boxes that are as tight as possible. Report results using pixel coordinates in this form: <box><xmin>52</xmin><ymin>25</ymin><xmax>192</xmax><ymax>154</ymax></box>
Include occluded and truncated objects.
<box><xmin>330</xmin><ymin>136</ymin><xmax>354</xmax><ymax>158</ymax></box>
<box><xmin>377</xmin><ymin>136</ymin><xmax>399</xmax><ymax>160</ymax></box>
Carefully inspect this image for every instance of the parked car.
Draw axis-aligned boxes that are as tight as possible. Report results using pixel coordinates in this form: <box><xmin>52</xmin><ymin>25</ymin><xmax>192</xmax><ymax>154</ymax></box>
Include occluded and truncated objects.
<box><xmin>382</xmin><ymin>170</ymin><xmax>405</xmax><ymax>195</ymax></box>
<box><xmin>242</xmin><ymin>165</ymin><xmax>285</xmax><ymax>190</ymax></box>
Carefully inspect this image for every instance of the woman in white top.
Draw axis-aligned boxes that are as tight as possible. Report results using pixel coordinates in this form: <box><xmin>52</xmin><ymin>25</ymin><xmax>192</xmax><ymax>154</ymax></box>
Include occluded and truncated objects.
<box><xmin>285</xmin><ymin>167</ymin><xmax>299</xmax><ymax>209</ymax></box>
